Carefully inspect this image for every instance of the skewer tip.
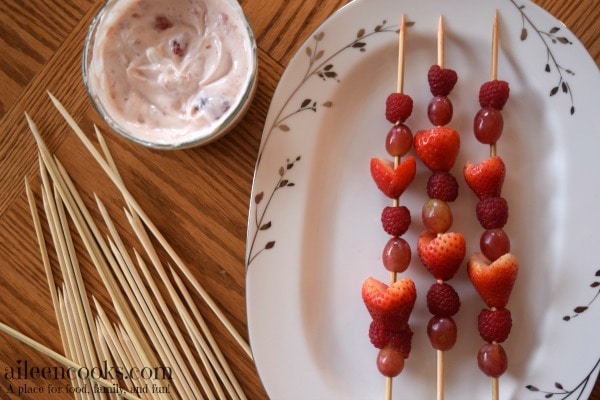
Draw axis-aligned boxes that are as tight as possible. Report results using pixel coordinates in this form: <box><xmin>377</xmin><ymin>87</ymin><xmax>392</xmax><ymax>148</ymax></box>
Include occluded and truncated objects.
<box><xmin>437</xmin><ymin>14</ymin><xmax>445</xmax><ymax>68</ymax></box>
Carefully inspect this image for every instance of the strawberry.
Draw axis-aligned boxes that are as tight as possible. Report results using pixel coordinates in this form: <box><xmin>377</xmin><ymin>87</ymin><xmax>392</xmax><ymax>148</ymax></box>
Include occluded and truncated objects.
<box><xmin>369</xmin><ymin>320</ymin><xmax>413</xmax><ymax>358</ymax></box>
<box><xmin>427</xmin><ymin>171</ymin><xmax>459</xmax><ymax>202</ymax></box>
<box><xmin>370</xmin><ymin>156</ymin><xmax>416</xmax><ymax>199</ymax></box>
<box><xmin>426</xmin><ymin>282</ymin><xmax>461</xmax><ymax>317</ymax></box>
<box><xmin>478</xmin><ymin>308</ymin><xmax>512</xmax><ymax>343</ymax></box>
<box><xmin>362</xmin><ymin>277</ymin><xmax>416</xmax><ymax>332</ymax></box>
<box><xmin>463</xmin><ymin>156</ymin><xmax>506</xmax><ymax>199</ymax></box>
<box><xmin>479</xmin><ymin>80</ymin><xmax>510</xmax><ymax>110</ymax></box>
<box><xmin>385</xmin><ymin>93</ymin><xmax>413</xmax><ymax>124</ymax></box>
<box><xmin>417</xmin><ymin>231</ymin><xmax>466</xmax><ymax>281</ymax></box>
<box><xmin>414</xmin><ymin>127</ymin><xmax>460</xmax><ymax>172</ymax></box>
<box><xmin>381</xmin><ymin>206</ymin><xmax>411</xmax><ymax>236</ymax></box>
<box><xmin>427</xmin><ymin>65</ymin><xmax>458</xmax><ymax>96</ymax></box>
<box><xmin>468</xmin><ymin>252</ymin><xmax>518</xmax><ymax>309</ymax></box>
<box><xmin>476</xmin><ymin>197</ymin><xmax>509</xmax><ymax>229</ymax></box>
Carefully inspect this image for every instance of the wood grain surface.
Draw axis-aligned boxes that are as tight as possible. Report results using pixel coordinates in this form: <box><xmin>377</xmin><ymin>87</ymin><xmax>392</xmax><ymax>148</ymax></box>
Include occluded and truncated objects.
<box><xmin>0</xmin><ymin>0</ymin><xmax>597</xmax><ymax>399</ymax></box>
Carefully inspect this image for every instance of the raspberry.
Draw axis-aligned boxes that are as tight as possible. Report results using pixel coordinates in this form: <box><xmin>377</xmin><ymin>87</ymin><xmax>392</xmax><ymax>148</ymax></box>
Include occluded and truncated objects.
<box><xmin>476</xmin><ymin>197</ymin><xmax>508</xmax><ymax>229</ymax></box>
<box><xmin>477</xmin><ymin>308</ymin><xmax>512</xmax><ymax>343</ymax></box>
<box><xmin>479</xmin><ymin>80</ymin><xmax>510</xmax><ymax>110</ymax></box>
<box><xmin>385</xmin><ymin>93</ymin><xmax>413</xmax><ymax>124</ymax></box>
<box><xmin>426</xmin><ymin>282</ymin><xmax>461</xmax><ymax>317</ymax></box>
<box><xmin>381</xmin><ymin>206</ymin><xmax>411</xmax><ymax>236</ymax></box>
<box><xmin>427</xmin><ymin>65</ymin><xmax>458</xmax><ymax>96</ymax></box>
<box><xmin>427</xmin><ymin>171</ymin><xmax>458</xmax><ymax>202</ymax></box>
<box><xmin>154</xmin><ymin>15</ymin><xmax>173</xmax><ymax>31</ymax></box>
<box><xmin>369</xmin><ymin>320</ymin><xmax>413</xmax><ymax>358</ymax></box>
<box><xmin>171</xmin><ymin>40</ymin><xmax>186</xmax><ymax>57</ymax></box>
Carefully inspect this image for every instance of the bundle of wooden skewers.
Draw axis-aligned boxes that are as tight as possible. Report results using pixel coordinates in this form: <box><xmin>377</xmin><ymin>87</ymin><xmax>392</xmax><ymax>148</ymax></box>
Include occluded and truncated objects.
<box><xmin>0</xmin><ymin>93</ymin><xmax>251</xmax><ymax>400</ymax></box>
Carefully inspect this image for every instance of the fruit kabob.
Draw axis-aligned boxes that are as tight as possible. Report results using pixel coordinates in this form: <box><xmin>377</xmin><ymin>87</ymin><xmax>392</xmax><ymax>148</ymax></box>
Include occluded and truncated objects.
<box><xmin>463</xmin><ymin>12</ymin><xmax>519</xmax><ymax>400</ymax></box>
<box><xmin>410</xmin><ymin>16</ymin><xmax>467</xmax><ymax>400</ymax></box>
<box><xmin>362</xmin><ymin>15</ymin><xmax>417</xmax><ymax>400</ymax></box>
<box><xmin>413</xmin><ymin>16</ymin><xmax>466</xmax><ymax>400</ymax></box>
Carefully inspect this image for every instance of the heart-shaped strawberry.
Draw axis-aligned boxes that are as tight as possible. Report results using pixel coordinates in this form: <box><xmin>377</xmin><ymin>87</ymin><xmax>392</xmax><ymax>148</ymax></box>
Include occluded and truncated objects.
<box><xmin>464</xmin><ymin>156</ymin><xmax>506</xmax><ymax>199</ymax></box>
<box><xmin>468</xmin><ymin>252</ymin><xmax>518</xmax><ymax>309</ymax></box>
<box><xmin>414</xmin><ymin>127</ymin><xmax>460</xmax><ymax>172</ymax></box>
<box><xmin>362</xmin><ymin>277</ymin><xmax>416</xmax><ymax>332</ymax></box>
<box><xmin>427</xmin><ymin>65</ymin><xmax>458</xmax><ymax>96</ymax></box>
<box><xmin>417</xmin><ymin>231</ymin><xmax>466</xmax><ymax>281</ymax></box>
<box><xmin>370</xmin><ymin>156</ymin><xmax>416</xmax><ymax>199</ymax></box>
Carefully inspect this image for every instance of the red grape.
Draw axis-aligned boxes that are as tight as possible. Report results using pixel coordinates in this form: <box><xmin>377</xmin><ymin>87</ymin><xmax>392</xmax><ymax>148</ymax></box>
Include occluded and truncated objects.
<box><xmin>427</xmin><ymin>316</ymin><xmax>457</xmax><ymax>351</ymax></box>
<box><xmin>382</xmin><ymin>237</ymin><xmax>411</xmax><ymax>273</ymax></box>
<box><xmin>473</xmin><ymin>107</ymin><xmax>503</xmax><ymax>144</ymax></box>
<box><xmin>377</xmin><ymin>344</ymin><xmax>405</xmax><ymax>377</ymax></box>
<box><xmin>385</xmin><ymin>124</ymin><xmax>413</xmax><ymax>157</ymax></box>
<box><xmin>480</xmin><ymin>229</ymin><xmax>511</xmax><ymax>261</ymax></box>
<box><xmin>422</xmin><ymin>198</ymin><xmax>453</xmax><ymax>233</ymax></box>
<box><xmin>477</xmin><ymin>343</ymin><xmax>508</xmax><ymax>377</ymax></box>
<box><xmin>427</xmin><ymin>96</ymin><xmax>453</xmax><ymax>126</ymax></box>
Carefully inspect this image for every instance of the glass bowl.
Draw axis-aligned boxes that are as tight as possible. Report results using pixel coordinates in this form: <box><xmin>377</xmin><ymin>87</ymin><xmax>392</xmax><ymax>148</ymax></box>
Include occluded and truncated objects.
<box><xmin>82</xmin><ymin>0</ymin><xmax>258</xmax><ymax>150</ymax></box>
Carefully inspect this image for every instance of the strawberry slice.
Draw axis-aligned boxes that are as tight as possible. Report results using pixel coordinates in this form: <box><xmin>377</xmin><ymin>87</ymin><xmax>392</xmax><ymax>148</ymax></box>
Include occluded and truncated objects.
<box><xmin>370</xmin><ymin>156</ymin><xmax>416</xmax><ymax>199</ymax></box>
<box><xmin>417</xmin><ymin>231</ymin><xmax>466</xmax><ymax>281</ymax></box>
<box><xmin>414</xmin><ymin>127</ymin><xmax>460</xmax><ymax>172</ymax></box>
<box><xmin>464</xmin><ymin>156</ymin><xmax>506</xmax><ymax>199</ymax></box>
<box><xmin>468</xmin><ymin>252</ymin><xmax>518</xmax><ymax>309</ymax></box>
<box><xmin>361</xmin><ymin>277</ymin><xmax>416</xmax><ymax>332</ymax></box>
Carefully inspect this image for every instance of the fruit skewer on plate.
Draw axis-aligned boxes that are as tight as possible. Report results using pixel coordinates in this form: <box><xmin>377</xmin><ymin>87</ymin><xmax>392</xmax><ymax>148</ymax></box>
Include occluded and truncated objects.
<box><xmin>464</xmin><ymin>12</ymin><xmax>519</xmax><ymax>400</ymax></box>
<box><xmin>362</xmin><ymin>15</ymin><xmax>417</xmax><ymax>400</ymax></box>
<box><xmin>413</xmin><ymin>16</ymin><xmax>466</xmax><ymax>400</ymax></box>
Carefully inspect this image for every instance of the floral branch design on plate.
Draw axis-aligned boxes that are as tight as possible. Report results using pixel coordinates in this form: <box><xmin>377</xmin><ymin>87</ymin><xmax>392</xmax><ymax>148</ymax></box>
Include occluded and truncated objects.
<box><xmin>247</xmin><ymin>156</ymin><xmax>300</xmax><ymax>267</ymax></box>
<box><xmin>525</xmin><ymin>269</ymin><xmax>600</xmax><ymax>398</ymax></box>
<box><xmin>525</xmin><ymin>359</ymin><xmax>600</xmax><ymax>400</ymax></box>
<box><xmin>248</xmin><ymin>20</ymin><xmax>402</xmax><ymax>268</ymax></box>
<box><xmin>509</xmin><ymin>0</ymin><xmax>576</xmax><ymax>115</ymax></box>
<box><xmin>562</xmin><ymin>269</ymin><xmax>600</xmax><ymax>321</ymax></box>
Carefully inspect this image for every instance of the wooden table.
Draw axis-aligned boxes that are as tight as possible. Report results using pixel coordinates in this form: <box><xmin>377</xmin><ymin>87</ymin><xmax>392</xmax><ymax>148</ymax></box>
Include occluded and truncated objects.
<box><xmin>0</xmin><ymin>0</ymin><xmax>597</xmax><ymax>399</ymax></box>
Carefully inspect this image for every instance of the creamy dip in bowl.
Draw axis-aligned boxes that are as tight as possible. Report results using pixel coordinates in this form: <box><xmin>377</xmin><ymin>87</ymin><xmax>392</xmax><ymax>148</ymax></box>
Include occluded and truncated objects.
<box><xmin>83</xmin><ymin>0</ymin><xmax>257</xmax><ymax>149</ymax></box>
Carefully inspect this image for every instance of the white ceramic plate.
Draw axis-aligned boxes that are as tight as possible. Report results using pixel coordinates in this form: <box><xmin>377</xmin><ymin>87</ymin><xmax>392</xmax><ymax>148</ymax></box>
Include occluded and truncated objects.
<box><xmin>246</xmin><ymin>0</ymin><xmax>600</xmax><ymax>398</ymax></box>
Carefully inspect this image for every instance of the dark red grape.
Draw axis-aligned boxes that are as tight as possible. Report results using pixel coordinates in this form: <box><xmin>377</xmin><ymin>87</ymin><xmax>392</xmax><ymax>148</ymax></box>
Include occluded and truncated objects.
<box><xmin>473</xmin><ymin>107</ymin><xmax>503</xmax><ymax>144</ymax></box>
<box><xmin>427</xmin><ymin>96</ymin><xmax>453</xmax><ymax>126</ymax></box>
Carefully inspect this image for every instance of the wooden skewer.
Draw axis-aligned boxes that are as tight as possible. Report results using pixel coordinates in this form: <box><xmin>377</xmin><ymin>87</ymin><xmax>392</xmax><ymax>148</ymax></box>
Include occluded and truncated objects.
<box><xmin>396</xmin><ymin>14</ymin><xmax>406</xmax><ymax>95</ymax></box>
<box><xmin>390</xmin><ymin>13</ymin><xmax>407</xmax><ymax>282</ymax></box>
<box><xmin>437</xmin><ymin>16</ymin><xmax>444</xmax><ymax>69</ymax></box>
<box><xmin>437</xmin><ymin>349</ymin><xmax>445</xmax><ymax>400</ymax></box>
<box><xmin>385</xmin><ymin>13</ymin><xmax>408</xmax><ymax>400</ymax></box>
<box><xmin>491</xmin><ymin>10</ymin><xmax>499</xmax><ymax>82</ymax></box>
<box><xmin>490</xmin><ymin>12</ymin><xmax>501</xmax><ymax>400</ymax></box>
<box><xmin>436</xmin><ymin>15</ymin><xmax>447</xmax><ymax>400</ymax></box>
<box><xmin>490</xmin><ymin>10</ymin><xmax>499</xmax><ymax>159</ymax></box>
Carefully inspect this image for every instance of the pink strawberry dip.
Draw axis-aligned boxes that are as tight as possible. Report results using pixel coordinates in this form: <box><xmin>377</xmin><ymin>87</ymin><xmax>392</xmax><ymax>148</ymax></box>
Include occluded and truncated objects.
<box><xmin>85</xmin><ymin>0</ymin><xmax>256</xmax><ymax>147</ymax></box>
